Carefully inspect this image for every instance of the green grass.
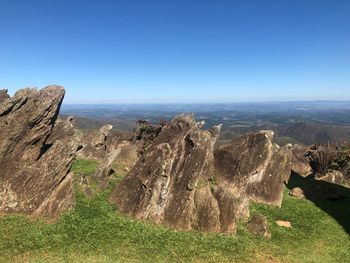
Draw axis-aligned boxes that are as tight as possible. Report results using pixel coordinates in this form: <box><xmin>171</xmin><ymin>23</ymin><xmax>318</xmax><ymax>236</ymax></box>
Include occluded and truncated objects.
<box><xmin>71</xmin><ymin>158</ymin><xmax>99</xmax><ymax>176</ymax></box>
<box><xmin>0</xmin><ymin>160</ymin><xmax>349</xmax><ymax>263</ymax></box>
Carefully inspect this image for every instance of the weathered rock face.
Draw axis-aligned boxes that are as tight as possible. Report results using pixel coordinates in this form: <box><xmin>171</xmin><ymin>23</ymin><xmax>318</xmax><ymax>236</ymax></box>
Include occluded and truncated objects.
<box><xmin>0</xmin><ymin>86</ymin><xmax>80</xmax><ymax>219</ymax></box>
<box><xmin>214</xmin><ymin>130</ymin><xmax>291</xmax><ymax>206</ymax></box>
<box><xmin>77</xmin><ymin>124</ymin><xmax>113</xmax><ymax>159</ymax></box>
<box><xmin>93</xmin><ymin>146</ymin><xmax>122</xmax><ymax>181</ymax></box>
<box><xmin>110</xmin><ymin>114</ymin><xmax>222</xmax><ymax>231</ymax></box>
<box><xmin>110</xmin><ymin>114</ymin><xmax>291</xmax><ymax>233</ymax></box>
<box><xmin>114</xmin><ymin>143</ymin><xmax>139</xmax><ymax>175</ymax></box>
<box><xmin>291</xmin><ymin>145</ymin><xmax>312</xmax><ymax>177</ymax></box>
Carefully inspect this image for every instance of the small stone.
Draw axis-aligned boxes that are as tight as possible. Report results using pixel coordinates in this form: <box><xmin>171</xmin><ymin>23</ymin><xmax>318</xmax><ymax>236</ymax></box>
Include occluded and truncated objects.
<box><xmin>276</xmin><ymin>220</ymin><xmax>291</xmax><ymax>228</ymax></box>
<box><xmin>247</xmin><ymin>214</ymin><xmax>271</xmax><ymax>238</ymax></box>
<box><xmin>289</xmin><ymin>187</ymin><xmax>305</xmax><ymax>198</ymax></box>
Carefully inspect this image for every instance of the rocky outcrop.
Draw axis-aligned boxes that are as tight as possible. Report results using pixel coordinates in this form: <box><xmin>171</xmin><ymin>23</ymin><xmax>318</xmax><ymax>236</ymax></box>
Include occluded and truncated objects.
<box><xmin>110</xmin><ymin>114</ymin><xmax>291</xmax><ymax>233</ymax></box>
<box><xmin>0</xmin><ymin>86</ymin><xmax>80</xmax><ymax>219</ymax></box>
<box><xmin>315</xmin><ymin>170</ymin><xmax>345</xmax><ymax>185</ymax></box>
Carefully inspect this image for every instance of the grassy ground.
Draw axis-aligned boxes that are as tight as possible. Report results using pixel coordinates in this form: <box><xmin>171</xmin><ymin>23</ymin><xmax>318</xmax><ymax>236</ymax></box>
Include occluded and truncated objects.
<box><xmin>0</xmin><ymin>159</ymin><xmax>349</xmax><ymax>263</ymax></box>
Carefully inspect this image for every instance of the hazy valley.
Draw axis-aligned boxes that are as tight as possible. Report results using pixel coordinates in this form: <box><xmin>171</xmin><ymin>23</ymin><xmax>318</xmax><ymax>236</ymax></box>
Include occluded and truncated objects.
<box><xmin>61</xmin><ymin>101</ymin><xmax>350</xmax><ymax>146</ymax></box>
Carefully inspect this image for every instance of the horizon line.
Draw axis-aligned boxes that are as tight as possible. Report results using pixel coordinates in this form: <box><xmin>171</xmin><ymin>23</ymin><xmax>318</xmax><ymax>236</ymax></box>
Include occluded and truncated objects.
<box><xmin>62</xmin><ymin>99</ymin><xmax>350</xmax><ymax>106</ymax></box>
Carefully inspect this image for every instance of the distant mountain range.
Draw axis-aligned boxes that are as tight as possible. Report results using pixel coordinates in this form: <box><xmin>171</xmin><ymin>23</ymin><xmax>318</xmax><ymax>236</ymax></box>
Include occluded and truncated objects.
<box><xmin>61</xmin><ymin>101</ymin><xmax>350</xmax><ymax>145</ymax></box>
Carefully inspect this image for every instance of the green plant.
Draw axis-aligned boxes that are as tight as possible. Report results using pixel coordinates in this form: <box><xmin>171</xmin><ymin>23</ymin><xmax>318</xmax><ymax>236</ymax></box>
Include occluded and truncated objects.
<box><xmin>71</xmin><ymin>158</ymin><xmax>99</xmax><ymax>176</ymax></box>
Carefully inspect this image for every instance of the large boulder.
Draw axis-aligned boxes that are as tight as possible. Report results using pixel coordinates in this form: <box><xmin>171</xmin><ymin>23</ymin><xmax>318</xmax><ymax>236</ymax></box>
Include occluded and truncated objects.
<box><xmin>214</xmin><ymin>130</ymin><xmax>291</xmax><ymax>206</ymax></box>
<box><xmin>110</xmin><ymin>114</ymin><xmax>291</xmax><ymax>233</ymax></box>
<box><xmin>0</xmin><ymin>86</ymin><xmax>80</xmax><ymax>219</ymax></box>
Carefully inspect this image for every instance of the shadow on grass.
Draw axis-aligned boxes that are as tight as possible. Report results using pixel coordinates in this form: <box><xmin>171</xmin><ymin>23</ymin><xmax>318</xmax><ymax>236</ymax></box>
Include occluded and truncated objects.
<box><xmin>287</xmin><ymin>172</ymin><xmax>350</xmax><ymax>235</ymax></box>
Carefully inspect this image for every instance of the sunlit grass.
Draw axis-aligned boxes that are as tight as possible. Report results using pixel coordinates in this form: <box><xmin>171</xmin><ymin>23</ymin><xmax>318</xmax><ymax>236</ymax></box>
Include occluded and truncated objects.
<box><xmin>0</xmin><ymin>159</ymin><xmax>349</xmax><ymax>263</ymax></box>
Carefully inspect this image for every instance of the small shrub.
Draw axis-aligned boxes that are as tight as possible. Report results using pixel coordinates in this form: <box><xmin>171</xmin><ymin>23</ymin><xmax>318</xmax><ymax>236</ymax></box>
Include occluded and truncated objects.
<box><xmin>134</xmin><ymin>120</ymin><xmax>166</xmax><ymax>154</ymax></box>
<box><xmin>308</xmin><ymin>144</ymin><xmax>350</xmax><ymax>179</ymax></box>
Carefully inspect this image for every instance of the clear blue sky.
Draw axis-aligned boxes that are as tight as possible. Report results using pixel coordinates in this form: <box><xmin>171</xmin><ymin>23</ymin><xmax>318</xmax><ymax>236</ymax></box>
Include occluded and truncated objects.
<box><xmin>1</xmin><ymin>0</ymin><xmax>349</xmax><ymax>103</ymax></box>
